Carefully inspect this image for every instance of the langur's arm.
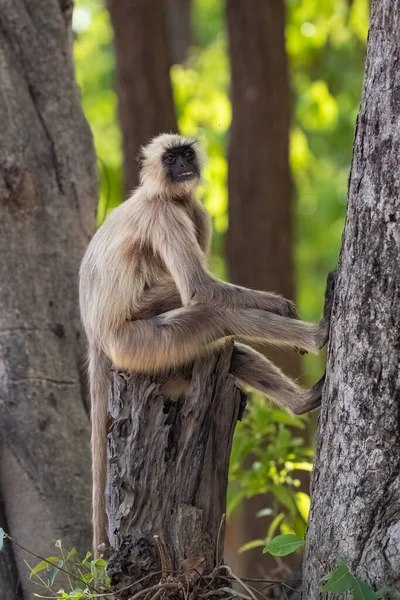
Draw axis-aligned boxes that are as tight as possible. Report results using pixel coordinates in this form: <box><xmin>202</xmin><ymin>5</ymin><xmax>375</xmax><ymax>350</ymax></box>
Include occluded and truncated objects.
<box><xmin>153</xmin><ymin>206</ymin><xmax>297</xmax><ymax>317</ymax></box>
<box><xmin>206</xmin><ymin>279</ymin><xmax>299</xmax><ymax>318</ymax></box>
<box><xmin>152</xmin><ymin>206</ymin><xmax>212</xmax><ymax>306</ymax></box>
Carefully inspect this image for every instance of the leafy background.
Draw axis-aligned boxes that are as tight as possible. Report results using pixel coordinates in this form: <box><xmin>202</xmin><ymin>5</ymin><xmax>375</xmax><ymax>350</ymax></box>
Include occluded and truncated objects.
<box><xmin>73</xmin><ymin>0</ymin><xmax>368</xmax><ymax>548</ymax></box>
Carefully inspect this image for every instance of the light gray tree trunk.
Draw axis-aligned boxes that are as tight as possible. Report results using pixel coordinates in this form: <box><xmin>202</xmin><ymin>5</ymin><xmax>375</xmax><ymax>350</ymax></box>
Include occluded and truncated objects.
<box><xmin>105</xmin><ymin>342</ymin><xmax>245</xmax><ymax>593</ymax></box>
<box><xmin>0</xmin><ymin>1</ymin><xmax>97</xmax><ymax>598</ymax></box>
<box><xmin>303</xmin><ymin>1</ymin><xmax>400</xmax><ymax>596</ymax></box>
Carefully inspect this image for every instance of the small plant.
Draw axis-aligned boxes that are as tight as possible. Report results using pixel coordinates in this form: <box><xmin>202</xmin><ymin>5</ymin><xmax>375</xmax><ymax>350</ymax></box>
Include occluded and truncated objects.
<box><xmin>0</xmin><ymin>529</ymin><xmax>110</xmax><ymax>599</ymax></box>
<box><xmin>263</xmin><ymin>534</ymin><xmax>400</xmax><ymax>600</ymax></box>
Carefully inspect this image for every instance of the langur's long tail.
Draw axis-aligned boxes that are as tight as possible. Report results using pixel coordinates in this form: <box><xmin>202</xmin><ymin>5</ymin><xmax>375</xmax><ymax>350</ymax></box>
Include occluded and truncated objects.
<box><xmin>88</xmin><ymin>345</ymin><xmax>111</xmax><ymax>556</ymax></box>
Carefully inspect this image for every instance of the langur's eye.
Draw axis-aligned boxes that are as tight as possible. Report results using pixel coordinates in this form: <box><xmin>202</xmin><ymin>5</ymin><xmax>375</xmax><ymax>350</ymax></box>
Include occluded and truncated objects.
<box><xmin>184</xmin><ymin>149</ymin><xmax>194</xmax><ymax>160</ymax></box>
<box><xmin>164</xmin><ymin>154</ymin><xmax>176</xmax><ymax>165</ymax></box>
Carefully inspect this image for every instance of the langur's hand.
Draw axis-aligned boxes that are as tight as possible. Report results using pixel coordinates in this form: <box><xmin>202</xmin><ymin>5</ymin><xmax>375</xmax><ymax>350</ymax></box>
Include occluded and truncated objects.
<box><xmin>269</xmin><ymin>297</ymin><xmax>299</xmax><ymax>319</ymax></box>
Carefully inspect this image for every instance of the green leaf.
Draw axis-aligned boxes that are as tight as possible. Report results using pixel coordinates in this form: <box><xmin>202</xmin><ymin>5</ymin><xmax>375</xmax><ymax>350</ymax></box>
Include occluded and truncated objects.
<box><xmin>321</xmin><ymin>564</ymin><xmax>354</xmax><ymax>593</ymax></box>
<box><xmin>69</xmin><ymin>589</ymin><xmax>85</xmax><ymax>598</ymax></box>
<box><xmin>30</xmin><ymin>557</ymin><xmax>61</xmax><ymax>577</ymax></box>
<box><xmin>267</xmin><ymin>513</ymin><xmax>286</xmax><ymax>540</ymax></box>
<box><xmin>66</xmin><ymin>548</ymin><xmax>77</xmax><ymax>562</ymax></box>
<box><xmin>263</xmin><ymin>534</ymin><xmax>305</xmax><ymax>557</ymax></box>
<box><xmin>47</xmin><ymin>560</ymin><xmax>63</xmax><ymax>585</ymax></box>
<box><xmin>91</xmin><ymin>558</ymin><xmax>107</xmax><ymax>568</ymax></box>
<box><xmin>269</xmin><ymin>485</ymin><xmax>297</xmax><ymax>513</ymax></box>
<box><xmin>238</xmin><ymin>540</ymin><xmax>265</xmax><ymax>554</ymax></box>
<box><xmin>0</xmin><ymin>528</ymin><xmax>4</xmax><ymax>552</ymax></box>
<box><xmin>352</xmin><ymin>578</ymin><xmax>378</xmax><ymax>600</ymax></box>
<box><xmin>256</xmin><ymin>508</ymin><xmax>273</xmax><ymax>518</ymax></box>
<box><xmin>375</xmin><ymin>586</ymin><xmax>391</xmax><ymax>598</ymax></box>
<box><xmin>295</xmin><ymin>492</ymin><xmax>310</xmax><ymax>521</ymax></box>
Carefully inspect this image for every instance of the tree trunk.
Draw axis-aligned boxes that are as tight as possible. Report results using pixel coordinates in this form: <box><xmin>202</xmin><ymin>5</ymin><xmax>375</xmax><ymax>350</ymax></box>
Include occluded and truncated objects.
<box><xmin>226</xmin><ymin>0</ymin><xmax>293</xmax><ymax>302</ymax></box>
<box><xmin>105</xmin><ymin>342</ymin><xmax>246</xmax><ymax>594</ymax></box>
<box><xmin>166</xmin><ymin>0</ymin><xmax>192</xmax><ymax>65</ymax></box>
<box><xmin>0</xmin><ymin>1</ymin><xmax>97</xmax><ymax>598</ymax></box>
<box><xmin>226</xmin><ymin>0</ymin><xmax>300</xmax><ymax>577</ymax></box>
<box><xmin>107</xmin><ymin>0</ymin><xmax>177</xmax><ymax>195</ymax></box>
<box><xmin>303</xmin><ymin>1</ymin><xmax>400</xmax><ymax>596</ymax></box>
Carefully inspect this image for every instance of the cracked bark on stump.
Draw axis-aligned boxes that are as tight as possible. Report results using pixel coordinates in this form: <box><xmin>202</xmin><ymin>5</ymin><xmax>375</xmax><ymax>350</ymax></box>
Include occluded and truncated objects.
<box><xmin>105</xmin><ymin>341</ymin><xmax>245</xmax><ymax>592</ymax></box>
<box><xmin>302</xmin><ymin>1</ymin><xmax>400</xmax><ymax>596</ymax></box>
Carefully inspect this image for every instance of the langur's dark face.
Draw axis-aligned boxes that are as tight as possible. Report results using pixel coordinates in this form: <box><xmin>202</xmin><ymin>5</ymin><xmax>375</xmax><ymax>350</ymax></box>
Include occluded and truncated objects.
<box><xmin>162</xmin><ymin>145</ymin><xmax>200</xmax><ymax>183</ymax></box>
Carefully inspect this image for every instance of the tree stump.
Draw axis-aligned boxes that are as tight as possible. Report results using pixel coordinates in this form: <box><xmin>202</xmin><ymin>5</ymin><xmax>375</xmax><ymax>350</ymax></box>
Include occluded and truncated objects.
<box><xmin>105</xmin><ymin>341</ymin><xmax>246</xmax><ymax>593</ymax></box>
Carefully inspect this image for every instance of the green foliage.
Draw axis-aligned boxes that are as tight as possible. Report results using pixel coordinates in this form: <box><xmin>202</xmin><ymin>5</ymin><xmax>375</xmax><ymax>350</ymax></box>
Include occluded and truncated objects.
<box><xmin>73</xmin><ymin>0</ymin><xmax>370</xmax><ymax>542</ymax></box>
<box><xmin>229</xmin><ymin>395</ymin><xmax>313</xmax><ymax>538</ymax></box>
<box><xmin>18</xmin><ymin>536</ymin><xmax>109</xmax><ymax>598</ymax></box>
<box><xmin>0</xmin><ymin>532</ymin><xmax>111</xmax><ymax>598</ymax></box>
<box><xmin>73</xmin><ymin>0</ymin><xmax>122</xmax><ymax>224</ymax></box>
<box><xmin>265</xmin><ymin>541</ymin><xmax>400</xmax><ymax>600</ymax></box>
<box><xmin>320</xmin><ymin>557</ymin><xmax>400</xmax><ymax>600</ymax></box>
<box><xmin>263</xmin><ymin>534</ymin><xmax>305</xmax><ymax>557</ymax></box>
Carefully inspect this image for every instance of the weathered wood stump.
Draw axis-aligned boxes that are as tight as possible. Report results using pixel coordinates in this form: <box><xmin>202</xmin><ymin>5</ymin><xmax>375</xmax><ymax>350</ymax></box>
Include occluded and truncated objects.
<box><xmin>105</xmin><ymin>341</ymin><xmax>245</xmax><ymax>593</ymax></box>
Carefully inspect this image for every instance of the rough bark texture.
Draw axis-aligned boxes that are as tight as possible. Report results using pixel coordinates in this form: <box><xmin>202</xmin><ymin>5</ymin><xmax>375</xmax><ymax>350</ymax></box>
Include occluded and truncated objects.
<box><xmin>0</xmin><ymin>1</ymin><xmax>97</xmax><ymax>598</ymax></box>
<box><xmin>107</xmin><ymin>0</ymin><xmax>177</xmax><ymax>195</ymax></box>
<box><xmin>106</xmin><ymin>342</ymin><xmax>245</xmax><ymax>591</ymax></box>
<box><xmin>226</xmin><ymin>0</ymin><xmax>301</xmax><ymax>576</ymax></box>
<box><xmin>303</xmin><ymin>1</ymin><xmax>400</xmax><ymax>596</ymax></box>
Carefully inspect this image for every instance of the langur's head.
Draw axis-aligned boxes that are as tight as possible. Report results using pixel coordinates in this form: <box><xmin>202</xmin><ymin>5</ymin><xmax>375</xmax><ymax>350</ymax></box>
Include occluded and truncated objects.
<box><xmin>137</xmin><ymin>133</ymin><xmax>206</xmax><ymax>195</ymax></box>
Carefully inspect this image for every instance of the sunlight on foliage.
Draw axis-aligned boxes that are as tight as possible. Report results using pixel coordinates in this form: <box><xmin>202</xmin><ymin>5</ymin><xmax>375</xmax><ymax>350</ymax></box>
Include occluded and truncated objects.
<box><xmin>73</xmin><ymin>0</ymin><xmax>369</xmax><ymax>538</ymax></box>
<box><xmin>171</xmin><ymin>38</ymin><xmax>230</xmax><ymax>237</ymax></box>
<box><xmin>228</xmin><ymin>395</ymin><xmax>313</xmax><ymax>538</ymax></box>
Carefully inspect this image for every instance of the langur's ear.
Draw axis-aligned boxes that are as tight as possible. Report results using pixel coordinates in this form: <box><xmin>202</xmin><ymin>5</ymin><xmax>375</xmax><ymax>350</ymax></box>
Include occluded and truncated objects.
<box><xmin>137</xmin><ymin>150</ymin><xmax>145</xmax><ymax>171</ymax></box>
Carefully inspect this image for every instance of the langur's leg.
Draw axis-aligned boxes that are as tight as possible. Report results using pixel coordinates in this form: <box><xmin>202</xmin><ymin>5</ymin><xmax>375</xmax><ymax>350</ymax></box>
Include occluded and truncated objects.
<box><xmin>230</xmin><ymin>343</ymin><xmax>324</xmax><ymax>415</ymax></box>
<box><xmin>107</xmin><ymin>306</ymin><xmax>327</xmax><ymax>373</ymax></box>
<box><xmin>318</xmin><ymin>269</ymin><xmax>336</xmax><ymax>348</ymax></box>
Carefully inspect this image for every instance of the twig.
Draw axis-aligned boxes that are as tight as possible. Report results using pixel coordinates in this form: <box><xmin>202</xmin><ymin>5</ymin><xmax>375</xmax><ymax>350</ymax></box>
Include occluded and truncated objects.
<box><xmin>130</xmin><ymin>583</ymin><xmax>180</xmax><ymax>600</ymax></box>
<box><xmin>281</xmin><ymin>586</ymin><xmax>289</xmax><ymax>600</ymax></box>
<box><xmin>281</xmin><ymin>582</ymin><xmax>301</xmax><ymax>595</ymax></box>
<box><xmin>154</xmin><ymin>536</ymin><xmax>173</xmax><ymax>579</ymax></box>
<box><xmin>148</xmin><ymin>589</ymin><xmax>165</xmax><ymax>600</ymax></box>
<box><xmin>215</xmin><ymin>514</ymin><xmax>226</xmax><ymax>567</ymax></box>
<box><xmin>218</xmin><ymin>565</ymin><xmax>258</xmax><ymax>600</ymax></box>
<box><xmin>199</xmin><ymin>588</ymin><xmax>251</xmax><ymax>600</ymax></box>
<box><xmin>4</xmin><ymin>534</ymin><xmax>100</xmax><ymax>594</ymax></box>
<box><xmin>238</xmin><ymin>578</ymin><xmax>301</xmax><ymax>584</ymax></box>
<box><xmin>217</xmin><ymin>578</ymin><xmax>272</xmax><ymax>600</ymax></box>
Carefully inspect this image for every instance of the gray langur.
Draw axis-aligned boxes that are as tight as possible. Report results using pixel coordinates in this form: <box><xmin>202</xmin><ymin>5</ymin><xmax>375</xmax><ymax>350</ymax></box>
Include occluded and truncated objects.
<box><xmin>79</xmin><ymin>133</ymin><xmax>334</xmax><ymax>554</ymax></box>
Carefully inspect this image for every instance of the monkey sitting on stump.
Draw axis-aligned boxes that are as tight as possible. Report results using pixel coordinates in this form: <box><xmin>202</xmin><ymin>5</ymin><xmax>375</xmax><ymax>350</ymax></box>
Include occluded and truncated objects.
<box><xmin>79</xmin><ymin>133</ymin><xmax>335</xmax><ymax>555</ymax></box>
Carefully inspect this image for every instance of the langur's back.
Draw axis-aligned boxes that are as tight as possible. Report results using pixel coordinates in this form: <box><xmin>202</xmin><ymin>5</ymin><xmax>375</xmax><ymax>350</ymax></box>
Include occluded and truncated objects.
<box><xmin>79</xmin><ymin>192</ymin><xmax>169</xmax><ymax>345</ymax></box>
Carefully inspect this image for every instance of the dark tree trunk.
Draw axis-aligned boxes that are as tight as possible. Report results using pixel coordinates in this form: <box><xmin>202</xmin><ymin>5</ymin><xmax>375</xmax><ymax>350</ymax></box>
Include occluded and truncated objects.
<box><xmin>107</xmin><ymin>0</ymin><xmax>177</xmax><ymax>195</ymax></box>
<box><xmin>166</xmin><ymin>0</ymin><xmax>192</xmax><ymax>65</ymax></box>
<box><xmin>0</xmin><ymin>1</ymin><xmax>97</xmax><ymax>599</ymax></box>
<box><xmin>226</xmin><ymin>0</ymin><xmax>300</xmax><ymax>577</ymax></box>
<box><xmin>106</xmin><ymin>343</ymin><xmax>245</xmax><ymax>593</ymax></box>
<box><xmin>226</xmin><ymin>0</ymin><xmax>293</xmax><ymax>302</ymax></box>
<box><xmin>303</xmin><ymin>1</ymin><xmax>400</xmax><ymax>596</ymax></box>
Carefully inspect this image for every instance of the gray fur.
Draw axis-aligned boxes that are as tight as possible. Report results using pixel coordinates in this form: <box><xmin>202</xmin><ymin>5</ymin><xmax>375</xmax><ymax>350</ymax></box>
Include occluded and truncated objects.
<box><xmin>79</xmin><ymin>133</ymin><xmax>332</xmax><ymax>554</ymax></box>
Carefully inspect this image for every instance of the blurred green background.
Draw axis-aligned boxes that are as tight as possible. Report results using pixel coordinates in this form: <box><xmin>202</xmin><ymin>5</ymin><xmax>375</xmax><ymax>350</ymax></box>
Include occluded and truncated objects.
<box><xmin>72</xmin><ymin>0</ymin><xmax>368</xmax><ymax>566</ymax></box>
